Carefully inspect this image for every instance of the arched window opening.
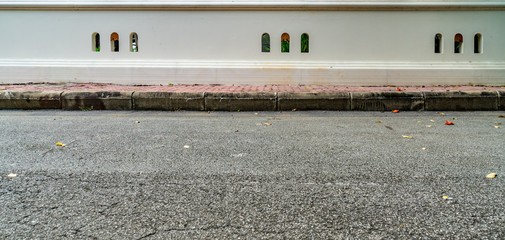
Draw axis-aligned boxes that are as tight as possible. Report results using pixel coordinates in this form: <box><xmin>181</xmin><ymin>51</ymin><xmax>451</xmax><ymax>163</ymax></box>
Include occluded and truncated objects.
<box><xmin>261</xmin><ymin>33</ymin><xmax>270</xmax><ymax>53</ymax></box>
<box><xmin>281</xmin><ymin>33</ymin><xmax>290</xmax><ymax>53</ymax></box>
<box><xmin>434</xmin><ymin>33</ymin><xmax>442</xmax><ymax>53</ymax></box>
<box><xmin>474</xmin><ymin>33</ymin><xmax>482</xmax><ymax>54</ymax></box>
<box><xmin>301</xmin><ymin>33</ymin><xmax>309</xmax><ymax>53</ymax></box>
<box><xmin>92</xmin><ymin>33</ymin><xmax>100</xmax><ymax>52</ymax></box>
<box><xmin>454</xmin><ymin>33</ymin><xmax>463</xmax><ymax>53</ymax></box>
<box><xmin>111</xmin><ymin>32</ymin><xmax>119</xmax><ymax>52</ymax></box>
<box><xmin>130</xmin><ymin>32</ymin><xmax>138</xmax><ymax>52</ymax></box>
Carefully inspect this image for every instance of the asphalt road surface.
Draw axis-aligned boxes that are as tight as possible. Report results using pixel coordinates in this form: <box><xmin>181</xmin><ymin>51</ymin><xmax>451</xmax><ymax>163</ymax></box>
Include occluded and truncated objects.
<box><xmin>1</xmin><ymin>110</ymin><xmax>504</xmax><ymax>239</ymax></box>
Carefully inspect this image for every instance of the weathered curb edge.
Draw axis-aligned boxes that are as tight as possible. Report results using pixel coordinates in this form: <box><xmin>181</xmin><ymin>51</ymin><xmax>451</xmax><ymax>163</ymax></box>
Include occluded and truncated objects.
<box><xmin>61</xmin><ymin>91</ymin><xmax>133</xmax><ymax>110</ymax></box>
<box><xmin>204</xmin><ymin>92</ymin><xmax>277</xmax><ymax>111</ymax></box>
<box><xmin>350</xmin><ymin>92</ymin><xmax>424</xmax><ymax>111</ymax></box>
<box><xmin>133</xmin><ymin>92</ymin><xmax>205</xmax><ymax>111</ymax></box>
<box><xmin>0</xmin><ymin>90</ymin><xmax>503</xmax><ymax>111</ymax></box>
<box><xmin>498</xmin><ymin>91</ymin><xmax>505</xmax><ymax>110</ymax></box>
<box><xmin>0</xmin><ymin>91</ymin><xmax>62</xmax><ymax>109</ymax></box>
<box><xmin>424</xmin><ymin>91</ymin><xmax>498</xmax><ymax>111</ymax></box>
<box><xmin>278</xmin><ymin>92</ymin><xmax>350</xmax><ymax>111</ymax></box>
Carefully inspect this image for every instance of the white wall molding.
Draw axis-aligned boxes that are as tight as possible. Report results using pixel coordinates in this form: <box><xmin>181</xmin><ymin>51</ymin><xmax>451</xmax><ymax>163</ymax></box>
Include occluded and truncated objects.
<box><xmin>1</xmin><ymin>60</ymin><xmax>504</xmax><ymax>86</ymax></box>
<box><xmin>1</xmin><ymin>1</ymin><xmax>505</xmax><ymax>11</ymax></box>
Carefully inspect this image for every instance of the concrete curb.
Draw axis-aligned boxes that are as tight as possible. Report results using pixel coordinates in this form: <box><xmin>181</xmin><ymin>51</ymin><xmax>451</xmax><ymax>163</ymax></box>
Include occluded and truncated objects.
<box><xmin>0</xmin><ymin>91</ymin><xmax>62</xmax><ymax>109</ymax></box>
<box><xmin>61</xmin><ymin>91</ymin><xmax>133</xmax><ymax>110</ymax></box>
<box><xmin>351</xmin><ymin>92</ymin><xmax>424</xmax><ymax>111</ymax></box>
<box><xmin>204</xmin><ymin>92</ymin><xmax>277</xmax><ymax>111</ymax></box>
<box><xmin>498</xmin><ymin>91</ymin><xmax>505</xmax><ymax>110</ymax></box>
<box><xmin>278</xmin><ymin>92</ymin><xmax>350</xmax><ymax>111</ymax></box>
<box><xmin>424</xmin><ymin>91</ymin><xmax>498</xmax><ymax>111</ymax></box>
<box><xmin>1</xmin><ymin>90</ymin><xmax>504</xmax><ymax>111</ymax></box>
<box><xmin>133</xmin><ymin>92</ymin><xmax>204</xmax><ymax>111</ymax></box>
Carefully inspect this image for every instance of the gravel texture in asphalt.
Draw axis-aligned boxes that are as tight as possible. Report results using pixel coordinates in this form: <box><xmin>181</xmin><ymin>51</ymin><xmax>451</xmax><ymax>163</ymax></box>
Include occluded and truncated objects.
<box><xmin>0</xmin><ymin>111</ymin><xmax>504</xmax><ymax>239</ymax></box>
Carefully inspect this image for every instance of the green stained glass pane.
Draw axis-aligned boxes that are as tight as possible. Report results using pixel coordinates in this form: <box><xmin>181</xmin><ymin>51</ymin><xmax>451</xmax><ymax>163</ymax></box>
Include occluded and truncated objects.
<box><xmin>262</xmin><ymin>33</ymin><xmax>270</xmax><ymax>52</ymax></box>
<box><xmin>301</xmin><ymin>33</ymin><xmax>309</xmax><ymax>53</ymax></box>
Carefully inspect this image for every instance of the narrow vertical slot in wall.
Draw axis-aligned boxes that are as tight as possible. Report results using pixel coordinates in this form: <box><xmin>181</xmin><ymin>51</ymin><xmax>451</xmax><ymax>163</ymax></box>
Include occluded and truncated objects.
<box><xmin>474</xmin><ymin>33</ymin><xmax>482</xmax><ymax>54</ymax></box>
<box><xmin>454</xmin><ymin>33</ymin><xmax>463</xmax><ymax>53</ymax></box>
<box><xmin>434</xmin><ymin>33</ymin><xmax>442</xmax><ymax>53</ymax></box>
<box><xmin>301</xmin><ymin>33</ymin><xmax>309</xmax><ymax>53</ymax></box>
<box><xmin>262</xmin><ymin>33</ymin><xmax>270</xmax><ymax>52</ymax></box>
<box><xmin>281</xmin><ymin>33</ymin><xmax>290</xmax><ymax>53</ymax></box>
<box><xmin>92</xmin><ymin>32</ymin><xmax>100</xmax><ymax>52</ymax></box>
<box><xmin>130</xmin><ymin>32</ymin><xmax>138</xmax><ymax>52</ymax></box>
<box><xmin>111</xmin><ymin>32</ymin><xmax>119</xmax><ymax>52</ymax></box>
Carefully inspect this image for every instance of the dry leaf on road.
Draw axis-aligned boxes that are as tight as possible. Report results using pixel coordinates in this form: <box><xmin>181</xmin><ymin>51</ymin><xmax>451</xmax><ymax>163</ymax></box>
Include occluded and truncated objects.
<box><xmin>445</xmin><ymin>120</ymin><xmax>454</xmax><ymax>125</ymax></box>
<box><xmin>7</xmin><ymin>173</ymin><xmax>17</xmax><ymax>178</ymax></box>
<box><xmin>392</xmin><ymin>110</ymin><xmax>400</xmax><ymax>113</ymax></box>
<box><xmin>402</xmin><ymin>135</ymin><xmax>413</xmax><ymax>139</ymax></box>
<box><xmin>486</xmin><ymin>173</ymin><xmax>497</xmax><ymax>179</ymax></box>
<box><xmin>56</xmin><ymin>142</ymin><xmax>66</xmax><ymax>147</ymax></box>
<box><xmin>264</xmin><ymin>123</ymin><xmax>272</xmax><ymax>126</ymax></box>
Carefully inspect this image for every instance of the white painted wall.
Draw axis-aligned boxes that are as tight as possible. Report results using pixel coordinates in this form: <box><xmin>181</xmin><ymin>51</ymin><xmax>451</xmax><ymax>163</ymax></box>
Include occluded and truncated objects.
<box><xmin>0</xmin><ymin>2</ymin><xmax>504</xmax><ymax>85</ymax></box>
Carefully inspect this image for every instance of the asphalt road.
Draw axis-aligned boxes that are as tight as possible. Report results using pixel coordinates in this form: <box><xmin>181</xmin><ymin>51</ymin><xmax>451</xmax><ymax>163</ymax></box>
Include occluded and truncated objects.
<box><xmin>1</xmin><ymin>110</ymin><xmax>504</xmax><ymax>239</ymax></box>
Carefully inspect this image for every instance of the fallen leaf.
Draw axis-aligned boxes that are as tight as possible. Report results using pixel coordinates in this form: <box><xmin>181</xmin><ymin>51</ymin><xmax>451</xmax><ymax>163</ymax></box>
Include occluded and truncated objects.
<box><xmin>437</xmin><ymin>112</ymin><xmax>446</xmax><ymax>115</ymax></box>
<box><xmin>494</xmin><ymin>122</ymin><xmax>502</xmax><ymax>125</ymax></box>
<box><xmin>376</xmin><ymin>121</ymin><xmax>382</xmax><ymax>123</ymax></box>
<box><xmin>445</xmin><ymin>120</ymin><xmax>454</xmax><ymax>125</ymax></box>
<box><xmin>264</xmin><ymin>123</ymin><xmax>272</xmax><ymax>126</ymax></box>
<box><xmin>417</xmin><ymin>121</ymin><xmax>422</xmax><ymax>123</ymax></box>
<box><xmin>499</xmin><ymin>115</ymin><xmax>505</xmax><ymax>118</ymax></box>
<box><xmin>392</xmin><ymin>110</ymin><xmax>400</xmax><ymax>113</ymax></box>
<box><xmin>402</xmin><ymin>135</ymin><xmax>413</xmax><ymax>139</ymax></box>
<box><xmin>235</xmin><ymin>130</ymin><xmax>239</xmax><ymax>132</ymax></box>
<box><xmin>422</xmin><ymin>147</ymin><xmax>427</xmax><ymax>150</ymax></box>
<box><xmin>7</xmin><ymin>173</ymin><xmax>17</xmax><ymax>178</ymax></box>
<box><xmin>56</xmin><ymin>142</ymin><xmax>66</xmax><ymax>147</ymax></box>
<box><xmin>183</xmin><ymin>145</ymin><xmax>190</xmax><ymax>149</ymax></box>
<box><xmin>397</xmin><ymin>87</ymin><xmax>402</xmax><ymax>92</ymax></box>
<box><xmin>426</xmin><ymin>125</ymin><xmax>432</xmax><ymax>128</ymax></box>
<box><xmin>135</xmin><ymin>121</ymin><xmax>140</xmax><ymax>123</ymax></box>
<box><xmin>430</xmin><ymin>120</ymin><xmax>435</xmax><ymax>122</ymax></box>
<box><xmin>385</xmin><ymin>126</ymin><xmax>393</xmax><ymax>130</ymax></box>
<box><xmin>495</xmin><ymin>126</ymin><xmax>502</xmax><ymax>129</ymax></box>
<box><xmin>292</xmin><ymin>109</ymin><xmax>297</xmax><ymax>111</ymax></box>
<box><xmin>442</xmin><ymin>195</ymin><xmax>449</xmax><ymax>199</ymax></box>
<box><xmin>254</xmin><ymin>112</ymin><xmax>259</xmax><ymax>115</ymax></box>
<box><xmin>486</xmin><ymin>173</ymin><xmax>497</xmax><ymax>179</ymax></box>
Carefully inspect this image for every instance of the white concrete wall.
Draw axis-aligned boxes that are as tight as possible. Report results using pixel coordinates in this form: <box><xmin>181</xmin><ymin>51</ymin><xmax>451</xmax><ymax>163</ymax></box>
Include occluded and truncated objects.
<box><xmin>1</xmin><ymin>9</ymin><xmax>504</xmax><ymax>85</ymax></box>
